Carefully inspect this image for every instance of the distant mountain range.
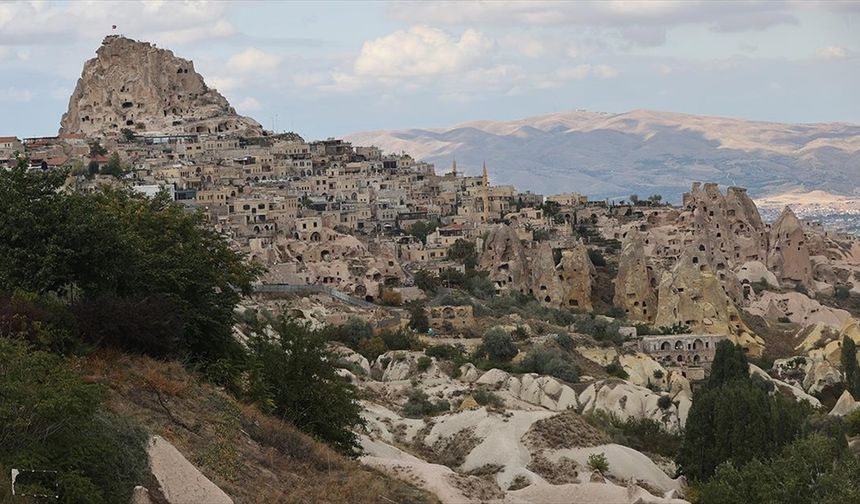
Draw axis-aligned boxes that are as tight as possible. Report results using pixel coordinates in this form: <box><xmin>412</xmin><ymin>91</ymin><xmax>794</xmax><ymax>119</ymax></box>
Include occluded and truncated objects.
<box><xmin>345</xmin><ymin>109</ymin><xmax>860</xmax><ymax>203</ymax></box>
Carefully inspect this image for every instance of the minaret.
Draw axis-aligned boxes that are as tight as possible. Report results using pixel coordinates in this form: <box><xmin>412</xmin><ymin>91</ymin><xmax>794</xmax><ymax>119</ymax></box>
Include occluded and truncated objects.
<box><xmin>481</xmin><ymin>161</ymin><xmax>490</xmax><ymax>223</ymax></box>
<box><xmin>451</xmin><ymin>157</ymin><xmax>457</xmax><ymax>176</ymax></box>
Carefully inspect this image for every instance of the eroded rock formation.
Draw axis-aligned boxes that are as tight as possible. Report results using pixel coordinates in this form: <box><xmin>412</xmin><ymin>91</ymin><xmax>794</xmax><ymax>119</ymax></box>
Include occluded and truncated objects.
<box><xmin>614</xmin><ymin>229</ymin><xmax>657</xmax><ymax>322</ymax></box>
<box><xmin>481</xmin><ymin>223</ymin><xmax>530</xmax><ymax>294</ymax></box>
<box><xmin>60</xmin><ymin>36</ymin><xmax>262</xmax><ymax>137</ymax></box>
<box><xmin>654</xmin><ymin>247</ymin><xmax>764</xmax><ymax>356</ymax></box>
<box><xmin>768</xmin><ymin>206</ymin><xmax>814</xmax><ymax>288</ymax></box>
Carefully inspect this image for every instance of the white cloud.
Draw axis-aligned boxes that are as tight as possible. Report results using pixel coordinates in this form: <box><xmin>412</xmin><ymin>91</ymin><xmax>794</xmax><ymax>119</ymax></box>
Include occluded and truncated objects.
<box><xmin>558</xmin><ymin>64</ymin><xmax>619</xmax><ymax>80</ymax></box>
<box><xmin>227</xmin><ymin>47</ymin><xmax>281</xmax><ymax>73</ymax></box>
<box><xmin>658</xmin><ymin>63</ymin><xmax>673</xmax><ymax>75</ymax></box>
<box><xmin>387</xmin><ymin>1</ymin><xmax>800</xmax><ymax>47</ymax></box>
<box><xmin>236</xmin><ymin>96</ymin><xmax>262</xmax><ymax>111</ymax></box>
<box><xmin>0</xmin><ymin>87</ymin><xmax>34</xmax><ymax>102</ymax></box>
<box><xmin>815</xmin><ymin>46</ymin><xmax>848</xmax><ymax>60</ymax></box>
<box><xmin>353</xmin><ymin>26</ymin><xmax>494</xmax><ymax>77</ymax></box>
<box><xmin>207</xmin><ymin>76</ymin><xmax>243</xmax><ymax>92</ymax></box>
<box><xmin>503</xmin><ymin>35</ymin><xmax>544</xmax><ymax>58</ymax></box>
<box><xmin>0</xmin><ymin>1</ymin><xmax>235</xmax><ymax>46</ymax></box>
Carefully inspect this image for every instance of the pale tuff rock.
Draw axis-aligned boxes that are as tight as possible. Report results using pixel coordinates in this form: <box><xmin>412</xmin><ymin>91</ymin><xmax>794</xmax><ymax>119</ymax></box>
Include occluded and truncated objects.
<box><xmin>502</xmin><ymin>373</ymin><xmax>580</xmax><ymax>411</ymax></box>
<box><xmin>578</xmin><ymin>380</ymin><xmax>688</xmax><ymax>431</ymax></box>
<box><xmin>528</xmin><ymin>241</ymin><xmax>595</xmax><ymax>310</ymax></box>
<box><xmin>579</xmin><ymin>347</ymin><xmax>619</xmax><ymax>367</ymax></box>
<box><xmin>481</xmin><ymin>223</ymin><xmax>530</xmax><ymax>294</ymax></box>
<box><xmin>529</xmin><ymin>242</ymin><xmax>566</xmax><ymax>306</ymax></box>
<box><xmin>614</xmin><ymin>229</ymin><xmax>658</xmax><ymax>322</ymax></box>
<box><xmin>748</xmin><ymin>364</ymin><xmax>821</xmax><ymax>408</ymax></box>
<box><xmin>543</xmin><ymin>444</ymin><xmax>686</xmax><ymax>496</ymax></box>
<box><xmin>680</xmin><ymin>183</ymin><xmax>767</xmax><ymax>269</ymax></box>
<box><xmin>146</xmin><ymin>435</ymin><xmax>233</xmax><ymax>504</ymax></box>
<box><xmin>829</xmin><ymin>390</ymin><xmax>860</xmax><ymax>417</ymax></box>
<box><xmin>60</xmin><ymin>36</ymin><xmax>262</xmax><ymax>137</ymax></box>
<box><xmin>619</xmin><ymin>354</ymin><xmax>669</xmax><ymax>390</ymax></box>
<box><xmin>653</xmin><ymin>247</ymin><xmax>763</xmax><ymax>356</ymax></box>
<box><xmin>795</xmin><ymin>318</ymin><xmax>860</xmax><ymax>366</ymax></box>
<box><xmin>773</xmin><ymin>355</ymin><xmax>842</xmax><ymax>395</ymax></box>
<box><xmin>749</xmin><ymin>291</ymin><xmax>851</xmax><ymax>328</ymax></box>
<box><xmin>767</xmin><ymin>207</ymin><xmax>814</xmax><ymax>288</ymax></box>
<box><xmin>736</xmin><ymin>261</ymin><xmax>780</xmax><ymax>290</ymax></box>
<box><xmin>557</xmin><ymin>243</ymin><xmax>596</xmax><ymax>311</ymax></box>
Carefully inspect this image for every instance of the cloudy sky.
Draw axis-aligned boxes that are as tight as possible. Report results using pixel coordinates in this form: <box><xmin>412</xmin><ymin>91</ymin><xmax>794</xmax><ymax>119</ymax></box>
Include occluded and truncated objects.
<box><xmin>1</xmin><ymin>1</ymin><xmax>858</xmax><ymax>139</ymax></box>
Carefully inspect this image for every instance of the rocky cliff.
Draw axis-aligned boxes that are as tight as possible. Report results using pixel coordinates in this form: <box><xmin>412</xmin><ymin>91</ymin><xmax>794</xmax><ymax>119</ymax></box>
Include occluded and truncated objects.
<box><xmin>60</xmin><ymin>36</ymin><xmax>262</xmax><ymax>137</ymax></box>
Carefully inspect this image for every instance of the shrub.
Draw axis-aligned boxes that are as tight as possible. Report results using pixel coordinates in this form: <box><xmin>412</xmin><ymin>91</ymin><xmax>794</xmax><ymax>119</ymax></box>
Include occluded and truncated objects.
<box><xmin>587</xmin><ymin>452</ymin><xmax>609</xmax><ymax>473</ymax></box>
<box><xmin>408</xmin><ymin>303</ymin><xmax>429</xmax><ymax>333</ymax></box>
<box><xmin>512</xmin><ymin>326</ymin><xmax>529</xmax><ymax>341</ymax></box>
<box><xmin>844</xmin><ymin>409</ymin><xmax>860</xmax><ymax>436</ymax></box>
<box><xmin>402</xmin><ymin>389</ymin><xmax>449</xmax><ymax>418</ymax></box>
<box><xmin>246</xmin><ymin>318</ymin><xmax>365</xmax><ymax>455</ymax></box>
<box><xmin>380</xmin><ymin>289</ymin><xmax>402</xmax><ymax>306</ymax></box>
<box><xmin>425</xmin><ymin>344</ymin><xmax>466</xmax><ymax>362</ymax></box>
<box><xmin>588</xmin><ymin>249</ymin><xmax>607</xmax><ymax>267</ymax></box>
<box><xmin>604</xmin><ymin>362</ymin><xmax>629</xmax><ymax>379</ymax></box>
<box><xmin>0</xmin><ymin>338</ymin><xmax>148</xmax><ymax>504</ymax></box>
<box><xmin>653</xmin><ymin>369</ymin><xmax>664</xmax><ymax>379</ymax></box>
<box><xmin>323</xmin><ymin>318</ymin><xmax>374</xmax><ymax>348</ymax></box>
<box><xmin>575</xmin><ymin>316</ymin><xmax>624</xmax><ymax>346</ymax></box>
<box><xmin>357</xmin><ymin>335</ymin><xmax>387</xmax><ymax>361</ymax></box>
<box><xmin>520</xmin><ymin>346</ymin><xmax>580</xmax><ymax>383</ymax></box>
<box><xmin>414</xmin><ymin>270</ymin><xmax>440</xmax><ymax>293</ymax></box>
<box><xmin>379</xmin><ymin>328</ymin><xmax>420</xmax><ymax>352</ymax></box>
<box><xmin>72</xmin><ymin>295</ymin><xmax>184</xmax><ymax>358</ymax></box>
<box><xmin>481</xmin><ymin>328</ymin><xmax>518</xmax><ymax>362</ymax></box>
<box><xmin>835</xmin><ymin>285</ymin><xmax>851</xmax><ymax>300</ymax></box>
<box><xmin>658</xmin><ymin>395</ymin><xmax>672</xmax><ymax>410</ymax></box>
<box><xmin>556</xmin><ymin>331</ymin><xmax>574</xmax><ymax>350</ymax></box>
<box><xmin>586</xmin><ymin>411</ymin><xmax>682</xmax><ymax>458</ymax></box>
<box><xmin>473</xmin><ymin>389</ymin><xmax>505</xmax><ymax>409</ymax></box>
<box><xmin>416</xmin><ymin>356</ymin><xmax>432</xmax><ymax>371</ymax></box>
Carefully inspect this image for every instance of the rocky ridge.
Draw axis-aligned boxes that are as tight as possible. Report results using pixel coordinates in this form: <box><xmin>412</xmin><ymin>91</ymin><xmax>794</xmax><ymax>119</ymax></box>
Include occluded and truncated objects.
<box><xmin>60</xmin><ymin>36</ymin><xmax>262</xmax><ymax>137</ymax></box>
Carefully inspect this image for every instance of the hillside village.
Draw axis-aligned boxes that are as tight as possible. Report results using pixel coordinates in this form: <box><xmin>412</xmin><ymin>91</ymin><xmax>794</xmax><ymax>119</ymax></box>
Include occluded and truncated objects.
<box><xmin>3</xmin><ymin>35</ymin><xmax>860</xmax><ymax>504</ymax></box>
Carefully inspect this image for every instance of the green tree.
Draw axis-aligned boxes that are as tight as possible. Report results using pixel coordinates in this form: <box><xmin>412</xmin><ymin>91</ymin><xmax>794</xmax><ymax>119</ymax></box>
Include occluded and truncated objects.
<box><xmin>481</xmin><ymin>328</ymin><xmax>518</xmax><ymax>362</ymax></box>
<box><xmin>87</xmin><ymin>159</ymin><xmax>100</xmax><ymax>176</ymax></box>
<box><xmin>120</xmin><ymin>128</ymin><xmax>136</xmax><ymax>142</ymax></box>
<box><xmin>841</xmin><ymin>336</ymin><xmax>860</xmax><ymax>397</ymax></box>
<box><xmin>408</xmin><ymin>302</ymin><xmax>429</xmax><ymax>333</ymax></box>
<box><xmin>707</xmin><ymin>340</ymin><xmax>750</xmax><ymax>389</ymax></box>
<box><xmin>677</xmin><ymin>342</ymin><xmax>812</xmax><ymax>482</ymax></box>
<box><xmin>88</xmin><ymin>141</ymin><xmax>107</xmax><ymax>157</ymax></box>
<box><xmin>696</xmin><ymin>434</ymin><xmax>860</xmax><ymax>504</ymax></box>
<box><xmin>407</xmin><ymin>220</ymin><xmax>439</xmax><ymax>245</ymax></box>
<box><xmin>447</xmin><ymin>239</ymin><xmax>478</xmax><ymax>270</ymax></box>
<box><xmin>0</xmin><ymin>169</ymin><xmax>260</xmax><ymax>364</ymax></box>
<box><xmin>100</xmin><ymin>152</ymin><xmax>126</xmax><ymax>178</ymax></box>
<box><xmin>413</xmin><ymin>270</ymin><xmax>440</xmax><ymax>293</ymax></box>
<box><xmin>629</xmin><ymin>194</ymin><xmax>640</xmax><ymax>205</ymax></box>
<box><xmin>246</xmin><ymin>318</ymin><xmax>365</xmax><ymax>455</ymax></box>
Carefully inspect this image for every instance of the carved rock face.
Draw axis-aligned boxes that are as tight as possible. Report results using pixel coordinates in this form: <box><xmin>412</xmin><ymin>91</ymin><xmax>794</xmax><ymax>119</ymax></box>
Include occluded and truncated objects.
<box><xmin>614</xmin><ymin>228</ymin><xmax>657</xmax><ymax>321</ymax></box>
<box><xmin>480</xmin><ymin>223</ymin><xmax>530</xmax><ymax>294</ymax></box>
<box><xmin>60</xmin><ymin>36</ymin><xmax>262</xmax><ymax>137</ymax></box>
<box><xmin>768</xmin><ymin>206</ymin><xmax>814</xmax><ymax>288</ymax></box>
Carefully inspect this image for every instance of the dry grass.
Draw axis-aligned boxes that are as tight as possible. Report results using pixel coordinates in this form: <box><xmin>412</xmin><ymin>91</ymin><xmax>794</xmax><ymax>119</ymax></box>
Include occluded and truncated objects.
<box><xmin>79</xmin><ymin>351</ymin><xmax>438</xmax><ymax>504</ymax></box>
<box><xmin>522</xmin><ymin>410</ymin><xmax>610</xmax><ymax>451</ymax></box>
<box><xmin>527</xmin><ymin>453</ymin><xmax>579</xmax><ymax>484</ymax></box>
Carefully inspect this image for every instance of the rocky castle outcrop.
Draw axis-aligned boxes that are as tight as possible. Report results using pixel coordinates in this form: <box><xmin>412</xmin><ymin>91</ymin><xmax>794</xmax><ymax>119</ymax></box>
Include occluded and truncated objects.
<box><xmin>60</xmin><ymin>36</ymin><xmax>262</xmax><ymax>137</ymax></box>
